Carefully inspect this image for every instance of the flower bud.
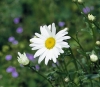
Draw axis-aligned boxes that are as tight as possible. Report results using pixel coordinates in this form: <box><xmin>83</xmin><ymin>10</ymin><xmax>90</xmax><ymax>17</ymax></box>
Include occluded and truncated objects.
<box><xmin>64</xmin><ymin>77</ymin><xmax>69</xmax><ymax>82</ymax></box>
<box><xmin>96</xmin><ymin>41</ymin><xmax>100</xmax><ymax>46</ymax></box>
<box><xmin>88</xmin><ymin>14</ymin><xmax>95</xmax><ymax>21</ymax></box>
<box><xmin>90</xmin><ymin>54</ymin><xmax>98</xmax><ymax>62</ymax></box>
<box><xmin>78</xmin><ymin>0</ymin><xmax>83</xmax><ymax>4</ymax></box>
<box><xmin>17</xmin><ymin>52</ymin><xmax>29</xmax><ymax>65</ymax></box>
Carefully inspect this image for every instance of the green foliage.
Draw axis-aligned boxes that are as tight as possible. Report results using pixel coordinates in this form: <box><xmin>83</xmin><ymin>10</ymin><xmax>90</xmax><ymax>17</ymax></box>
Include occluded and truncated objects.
<box><xmin>0</xmin><ymin>0</ymin><xmax>100</xmax><ymax>87</ymax></box>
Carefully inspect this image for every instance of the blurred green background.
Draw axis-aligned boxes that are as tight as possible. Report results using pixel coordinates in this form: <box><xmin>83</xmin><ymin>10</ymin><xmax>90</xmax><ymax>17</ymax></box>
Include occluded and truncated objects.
<box><xmin>0</xmin><ymin>0</ymin><xmax>100</xmax><ymax>87</ymax></box>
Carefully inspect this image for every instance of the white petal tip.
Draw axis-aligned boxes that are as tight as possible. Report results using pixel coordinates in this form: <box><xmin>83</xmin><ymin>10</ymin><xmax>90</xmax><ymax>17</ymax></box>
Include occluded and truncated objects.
<box><xmin>65</xmin><ymin>28</ymin><xmax>68</xmax><ymax>30</ymax></box>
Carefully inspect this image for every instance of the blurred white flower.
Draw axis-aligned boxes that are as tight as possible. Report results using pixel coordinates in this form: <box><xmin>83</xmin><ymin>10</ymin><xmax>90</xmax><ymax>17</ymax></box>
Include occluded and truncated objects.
<box><xmin>88</xmin><ymin>14</ymin><xmax>95</xmax><ymax>21</ymax></box>
<box><xmin>96</xmin><ymin>41</ymin><xmax>100</xmax><ymax>46</ymax></box>
<box><xmin>64</xmin><ymin>77</ymin><xmax>69</xmax><ymax>82</ymax></box>
<box><xmin>30</xmin><ymin>23</ymin><xmax>70</xmax><ymax>65</ymax></box>
<box><xmin>78</xmin><ymin>0</ymin><xmax>83</xmax><ymax>3</ymax></box>
<box><xmin>17</xmin><ymin>52</ymin><xmax>29</xmax><ymax>65</ymax></box>
<box><xmin>90</xmin><ymin>54</ymin><xmax>98</xmax><ymax>62</ymax></box>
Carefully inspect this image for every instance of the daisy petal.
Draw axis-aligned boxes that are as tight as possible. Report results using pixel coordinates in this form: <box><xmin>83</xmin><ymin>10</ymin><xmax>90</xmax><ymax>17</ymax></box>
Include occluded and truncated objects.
<box><xmin>30</xmin><ymin>38</ymin><xmax>43</xmax><ymax>43</ymax></box>
<box><xmin>55</xmin><ymin>43</ymin><xmax>61</xmax><ymax>48</ymax></box>
<box><xmin>32</xmin><ymin>46</ymin><xmax>42</xmax><ymax>50</ymax></box>
<box><xmin>40</xmin><ymin>26</ymin><xmax>49</xmax><ymax>37</ymax></box>
<box><xmin>56</xmin><ymin>28</ymin><xmax>68</xmax><ymax>37</ymax></box>
<box><xmin>45</xmin><ymin>53</ymin><xmax>50</xmax><ymax>65</ymax></box>
<box><xmin>38</xmin><ymin>49</ymin><xmax>48</xmax><ymax>64</ymax></box>
<box><xmin>59</xmin><ymin>42</ymin><xmax>70</xmax><ymax>48</ymax></box>
<box><xmin>30</xmin><ymin>43</ymin><xmax>44</xmax><ymax>48</ymax></box>
<box><xmin>34</xmin><ymin>48</ymin><xmax>46</xmax><ymax>58</ymax></box>
<box><xmin>35</xmin><ymin>33</ymin><xmax>46</xmax><ymax>40</ymax></box>
<box><xmin>53</xmin><ymin>57</ymin><xmax>56</xmax><ymax>63</ymax></box>
<box><xmin>45</xmin><ymin>25</ymin><xmax>52</xmax><ymax>36</ymax></box>
<box><xmin>52</xmin><ymin>23</ymin><xmax>56</xmax><ymax>37</ymax></box>
<box><xmin>57</xmin><ymin>36</ymin><xmax>71</xmax><ymax>42</ymax></box>
<box><xmin>48</xmin><ymin>24</ymin><xmax>51</xmax><ymax>30</ymax></box>
<box><xmin>56</xmin><ymin>32</ymin><xmax>68</xmax><ymax>40</ymax></box>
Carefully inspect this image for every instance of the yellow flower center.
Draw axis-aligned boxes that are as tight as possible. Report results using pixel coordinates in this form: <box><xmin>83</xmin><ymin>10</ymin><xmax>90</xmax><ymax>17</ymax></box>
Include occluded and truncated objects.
<box><xmin>45</xmin><ymin>37</ymin><xmax>56</xmax><ymax>49</ymax></box>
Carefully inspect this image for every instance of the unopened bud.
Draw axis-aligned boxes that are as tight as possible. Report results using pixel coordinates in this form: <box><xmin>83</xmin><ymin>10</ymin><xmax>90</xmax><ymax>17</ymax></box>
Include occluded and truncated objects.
<box><xmin>90</xmin><ymin>54</ymin><xmax>98</xmax><ymax>62</ymax></box>
<box><xmin>17</xmin><ymin>52</ymin><xmax>29</xmax><ymax>65</ymax></box>
<box><xmin>96</xmin><ymin>41</ymin><xmax>100</xmax><ymax>46</ymax></box>
<box><xmin>64</xmin><ymin>77</ymin><xmax>69</xmax><ymax>82</ymax></box>
<box><xmin>78</xmin><ymin>0</ymin><xmax>83</xmax><ymax>4</ymax></box>
<box><xmin>88</xmin><ymin>14</ymin><xmax>95</xmax><ymax>21</ymax></box>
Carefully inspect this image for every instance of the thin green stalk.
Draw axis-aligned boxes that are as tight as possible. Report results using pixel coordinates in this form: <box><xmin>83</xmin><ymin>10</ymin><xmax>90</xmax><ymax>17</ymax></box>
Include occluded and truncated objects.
<box><xmin>60</xmin><ymin>61</ymin><xmax>66</xmax><ymax>72</ymax></box>
<box><xmin>76</xmin><ymin>3</ymin><xmax>96</xmax><ymax>44</ymax></box>
<box><xmin>71</xmin><ymin>36</ymin><xmax>85</xmax><ymax>55</ymax></box>
<box><xmin>29</xmin><ymin>66</ymin><xmax>54</xmax><ymax>87</ymax></box>
<box><xmin>71</xmin><ymin>36</ymin><xmax>89</xmax><ymax>73</ymax></box>
<box><xmin>61</xmin><ymin>77</ymin><xmax>66</xmax><ymax>87</ymax></box>
<box><xmin>69</xmin><ymin>48</ymin><xmax>85</xmax><ymax>87</ymax></box>
<box><xmin>90</xmin><ymin>80</ymin><xmax>93</xmax><ymax>87</ymax></box>
<box><xmin>55</xmin><ymin>63</ymin><xmax>66</xmax><ymax>87</ymax></box>
<box><xmin>81</xmin><ymin>4</ymin><xmax>96</xmax><ymax>44</ymax></box>
<box><xmin>96</xmin><ymin>61</ymin><xmax>100</xmax><ymax>82</ymax></box>
<box><xmin>55</xmin><ymin>62</ymin><xmax>62</xmax><ymax>72</ymax></box>
<box><xmin>75</xmin><ymin>59</ymin><xmax>86</xmax><ymax>72</ymax></box>
<box><xmin>63</xmin><ymin>59</ymin><xmax>68</xmax><ymax>74</ymax></box>
<box><xmin>58</xmin><ymin>77</ymin><xmax>62</xmax><ymax>87</ymax></box>
<box><xmin>93</xmin><ymin>22</ymin><xmax>100</xmax><ymax>30</ymax></box>
<box><xmin>69</xmin><ymin>47</ymin><xmax>78</xmax><ymax>70</ymax></box>
<box><xmin>91</xmin><ymin>26</ymin><xmax>96</xmax><ymax>42</ymax></box>
<box><xmin>63</xmin><ymin>59</ymin><xmax>78</xmax><ymax>87</ymax></box>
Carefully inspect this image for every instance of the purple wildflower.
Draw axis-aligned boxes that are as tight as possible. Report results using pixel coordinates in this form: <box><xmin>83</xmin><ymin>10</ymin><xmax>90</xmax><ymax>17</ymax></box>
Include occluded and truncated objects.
<box><xmin>35</xmin><ymin>65</ymin><xmax>40</xmax><ymax>70</ymax></box>
<box><xmin>12</xmin><ymin>40</ymin><xmax>18</xmax><ymax>45</ymax></box>
<box><xmin>12</xmin><ymin>71</ymin><xmax>19</xmax><ymax>78</ymax></box>
<box><xmin>8</xmin><ymin>36</ymin><xmax>15</xmax><ymax>42</ymax></box>
<box><xmin>58</xmin><ymin>22</ymin><xmax>65</xmax><ymax>27</ymax></box>
<box><xmin>13</xmin><ymin>17</ymin><xmax>20</xmax><ymax>24</ymax></box>
<box><xmin>26</xmin><ymin>53</ymin><xmax>34</xmax><ymax>61</ymax></box>
<box><xmin>5</xmin><ymin>55</ymin><xmax>12</xmax><ymax>61</ymax></box>
<box><xmin>6</xmin><ymin>66</ymin><xmax>19</xmax><ymax>78</ymax></box>
<box><xmin>83</xmin><ymin>7</ymin><xmax>90</xmax><ymax>14</ymax></box>
<box><xmin>6</xmin><ymin>66</ymin><xmax>15</xmax><ymax>73</ymax></box>
<box><xmin>16</xmin><ymin>27</ymin><xmax>23</xmax><ymax>34</ymax></box>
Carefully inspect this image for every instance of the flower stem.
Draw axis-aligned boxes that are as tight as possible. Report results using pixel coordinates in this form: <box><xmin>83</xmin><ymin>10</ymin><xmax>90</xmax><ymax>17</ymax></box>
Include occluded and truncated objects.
<box><xmin>55</xmin><ymin>63</ymin><xmax>66</xmax><ymax>87</ymax></box>
<box><xmin>69</xmin><ymin>47</ymin><xmax>78</xmax><ymax>70</ymax></box>
<box><xmin>93</xmin><ymin>22</ymin><xmax>100</xmax><ymax>30</ymax></box>
<box><xmin>63</xmin><ymin>58</ymin><xmax>78</xmax><ymax>87</ymax></box>
<box><xmin>29</xmin><ymin>66</ymin><xmax>54</xmax><ymax>87</ymax></box>
<box><xmin>70</xmin><ymin>36</ymin><xmax>89</xmax><ymax>72</ymax></box>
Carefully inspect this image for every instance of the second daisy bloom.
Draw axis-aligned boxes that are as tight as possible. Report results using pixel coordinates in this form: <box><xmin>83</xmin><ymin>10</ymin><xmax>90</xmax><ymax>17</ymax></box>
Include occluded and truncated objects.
<box><xmin>30</xmin><ymin>23</ymin><xmax>70</xmax><ymax>65</ymax></box>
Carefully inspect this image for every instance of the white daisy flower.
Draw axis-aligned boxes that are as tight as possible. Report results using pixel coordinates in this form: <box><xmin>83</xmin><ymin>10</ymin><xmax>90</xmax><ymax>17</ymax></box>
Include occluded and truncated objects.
<box><xmin>17</xmin><ymin>52</ymin><xmax>29</xmax><ymax>65</ymax></box>
<box><xmin>30</xmin><ymin>23</ymin><xmax>70</xmax><ymax>65</ymax></box>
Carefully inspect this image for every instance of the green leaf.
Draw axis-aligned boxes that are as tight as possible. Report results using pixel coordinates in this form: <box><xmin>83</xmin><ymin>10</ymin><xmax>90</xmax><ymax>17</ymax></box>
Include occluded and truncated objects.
<box><xmin>82</xmin><ymin>74</ymin><xmax>100</xmax><ymax>81</ymax></box>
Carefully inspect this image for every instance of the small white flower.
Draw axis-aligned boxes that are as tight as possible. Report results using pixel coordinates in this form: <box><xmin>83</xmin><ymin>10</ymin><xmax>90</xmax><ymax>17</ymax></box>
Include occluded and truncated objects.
<box><xmin>88</xmin><ymin>14</ymin><xmax>95</xmax><ymax>21</ymax></box>
<box><xmin>64</xmin><ymin>77</ymin><xmax>69</xmax><ymax>82</ymax></box>
<box><xmin>96</xmin><ymin>41</ymin><xmax>100</xmax><ymax>46</ymax></box>
<box><xmin>78</xmin><ymin>0</ymin><xmax>83</xmax><ymax>3</ymax></box>
<box><xmin>90</xmin><ymin>54</ymin><xmax>98</xmax><ymax>62</ymax></box>
<box><xmin>30</xmin><ymin>23</ymin><xmax>70</xmax><ymax>65</ymax></box>
<box><xmin>17</xmin><ymin>52</ymin><xmax>29</xmax><ymax>65</ymax></box>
